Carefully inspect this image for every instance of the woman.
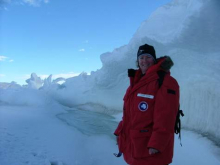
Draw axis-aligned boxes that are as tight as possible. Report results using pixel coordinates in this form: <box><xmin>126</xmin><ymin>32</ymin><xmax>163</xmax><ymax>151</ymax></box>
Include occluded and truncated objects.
<box><xmin>114</xmin><ymin>44</ymin><xmax>179</xmax><ymax>165</ymax></box>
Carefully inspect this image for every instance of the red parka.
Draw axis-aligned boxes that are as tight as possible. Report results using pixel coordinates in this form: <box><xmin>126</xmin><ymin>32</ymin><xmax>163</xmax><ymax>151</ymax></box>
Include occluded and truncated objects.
<box><xmin>114</xmin><ymin>57</ymin><xmax>179</xmax><ymax>165</ymax></box>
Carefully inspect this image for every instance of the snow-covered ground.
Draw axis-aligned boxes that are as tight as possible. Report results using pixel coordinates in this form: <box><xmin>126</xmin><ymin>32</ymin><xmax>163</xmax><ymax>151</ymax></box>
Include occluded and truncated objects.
<box><xmin>0</xmin><ymin>104</ymin><xmax>220</xmax><ymax>165</ymax></box>
<box><xmin>0</xmin><ymin>104</ymin><xmax>124</xmax><ymax>165</ymax></box>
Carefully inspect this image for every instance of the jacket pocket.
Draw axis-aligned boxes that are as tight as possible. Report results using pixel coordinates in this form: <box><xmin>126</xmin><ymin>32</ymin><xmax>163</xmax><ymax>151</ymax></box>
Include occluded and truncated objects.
<box><xmin>135</xmin><ymin>95</ymin><xmax>155</xmax><ymax>113</ymax></box>
<box><xmin>130</xmin><ymin>129</ymin><xmax>152</xmax><ymax>159</ymax></box>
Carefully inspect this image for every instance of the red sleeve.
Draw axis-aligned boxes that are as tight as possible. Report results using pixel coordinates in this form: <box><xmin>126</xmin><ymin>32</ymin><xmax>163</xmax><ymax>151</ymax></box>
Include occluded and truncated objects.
<box><xmin>147</xmin><ymin>77</ymin><xmax>179</xmax><ymax>152</ymax></box>
<box><xmin>114</xmin><ymin>121</ymin><xmax>123</xmax><ymax>136</ymax></box>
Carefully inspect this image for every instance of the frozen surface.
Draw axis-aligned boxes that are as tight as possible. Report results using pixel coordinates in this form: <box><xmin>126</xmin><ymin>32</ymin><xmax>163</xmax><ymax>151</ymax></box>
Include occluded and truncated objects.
<box><xmin>0</xmin><ymin>105</ymin><xmax>220</xmax><ymax>165</ymax></box>
<box><xmin>0</xmin><ymin>105</ymin><xmax>125</xmax><ymax>165</ymax></box>
<box><xmin>57</xmin><ymin>109</ymin><xmax>117</xmax><ymax>137</ymax></box>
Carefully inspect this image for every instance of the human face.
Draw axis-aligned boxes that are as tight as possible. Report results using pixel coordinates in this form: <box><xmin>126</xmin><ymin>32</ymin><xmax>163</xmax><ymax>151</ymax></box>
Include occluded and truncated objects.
<box><xmin>138</xmin><ymin>55</ymin><xmax>155</xmax><ymax>74</ymax></box>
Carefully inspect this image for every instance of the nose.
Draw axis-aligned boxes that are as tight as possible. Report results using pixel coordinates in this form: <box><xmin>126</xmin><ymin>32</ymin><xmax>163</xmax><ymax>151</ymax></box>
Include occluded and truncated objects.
<box><xmin>143</xmin><ymin>57</ymin><xmax>149</xmax><ymax>62</ymax></box>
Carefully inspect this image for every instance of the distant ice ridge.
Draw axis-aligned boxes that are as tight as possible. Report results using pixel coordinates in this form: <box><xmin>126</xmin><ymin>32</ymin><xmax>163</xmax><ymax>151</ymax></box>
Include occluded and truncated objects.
<box><xmin>0</xmin><ymin>73</ymin><xmax>65</xmax><ymax>107</ymax></box>
<box><xmin>25</xmin><ymin>73</ymin><xmax>66</xmax><ymax>90</ymax></box>
<box><xmin>1</xmin><ymin>0</ymin><xmax>220</xmax><ymax>140</ymax></box>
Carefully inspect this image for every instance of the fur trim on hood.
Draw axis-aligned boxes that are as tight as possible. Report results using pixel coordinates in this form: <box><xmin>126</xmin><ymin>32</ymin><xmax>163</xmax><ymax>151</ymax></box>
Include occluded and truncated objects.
<box><xmin>157</xmin><ymin>56</ymin><xmax>174</xmax><ymax>71</ymax></box>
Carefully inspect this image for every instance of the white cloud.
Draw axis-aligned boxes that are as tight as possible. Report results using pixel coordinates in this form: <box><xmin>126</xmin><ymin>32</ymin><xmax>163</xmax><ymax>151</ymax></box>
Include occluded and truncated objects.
<box><xmin>0</xmin><ymin>56</ymin><xmax>14</xmax><ymax>62</ymax></box>
<box><xmin>23</xmin><ymin>0</ymin><xmax>39</xmax><ymax>6</ymax></box>
<box><xmin>79</xmin><ymin>49</ymin><xmax>85</xmax><ymax>52</ymax></box>
<box><xmin>44</xmin><ymin>0</ymin><xmax>49</xmax><ymax>3</ymax></box>
<box><xmin>22</xmin><ymin>0</ymin><xmax>49</xmax><ymax>6</ymax></box>
<box><xmin>52</xmin><ymin>72</ymin><xmax>80</xmax><ymax>79</ymax></box>
<box><xmin>39</xmin><ymin>72</ymin><xmax>80</xmax><ymax>80</ymax></box>
<box><xmin>0</xmin><ymin>56</ymin><xmax>7</xmax><ymax>61</ymax></box>
<box><xmin>0</xmin><ymin>74</ymin><xmax>5</xmax><ymax>77</ymax></box>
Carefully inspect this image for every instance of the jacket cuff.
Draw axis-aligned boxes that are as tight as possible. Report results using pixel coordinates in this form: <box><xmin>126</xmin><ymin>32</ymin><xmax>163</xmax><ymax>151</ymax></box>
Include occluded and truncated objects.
<box><xmin>114</xmin><ymin>121</ymin><xmax>123</xmax><ymax>136</ymax></box>
<box><xmin>147</xmin><ymin>132</ymin><xmax>172</xmax><ymax>152</ymax></box>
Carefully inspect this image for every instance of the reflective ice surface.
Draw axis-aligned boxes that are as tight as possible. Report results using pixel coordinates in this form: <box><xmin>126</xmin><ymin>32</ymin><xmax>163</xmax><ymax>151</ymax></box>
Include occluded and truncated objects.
<box><xmin>57</xmin><ymin>109</ymin><xmax>118</xmax><ymax>138</ymax></box>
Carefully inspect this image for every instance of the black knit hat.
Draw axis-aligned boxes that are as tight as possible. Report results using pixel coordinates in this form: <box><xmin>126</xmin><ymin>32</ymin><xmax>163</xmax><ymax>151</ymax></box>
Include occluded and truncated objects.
<box><xmin>137</xmin><ymin>44</ymin><xmax>156</xmax><ymax>61</ymax></box>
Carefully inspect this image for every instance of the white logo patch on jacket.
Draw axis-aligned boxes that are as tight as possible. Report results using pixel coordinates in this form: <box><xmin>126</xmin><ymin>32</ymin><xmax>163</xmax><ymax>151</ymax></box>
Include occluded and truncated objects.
<box><xmin>137</xmin><ymin>93</ymin><xmax>154</xmax><ymax>99</ymax></box>
<box><xmin>138</xmin><ymin>101</ymin><xmax>148</xmax><ymax>112</ymax></box>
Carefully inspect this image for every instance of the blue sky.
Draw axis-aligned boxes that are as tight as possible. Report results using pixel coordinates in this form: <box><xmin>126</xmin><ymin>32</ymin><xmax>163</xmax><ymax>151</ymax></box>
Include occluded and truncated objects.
<box><xmin>0</xmin><ymin>0</ymin><xmax>171</xmax><ymax>85</ymax></box>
